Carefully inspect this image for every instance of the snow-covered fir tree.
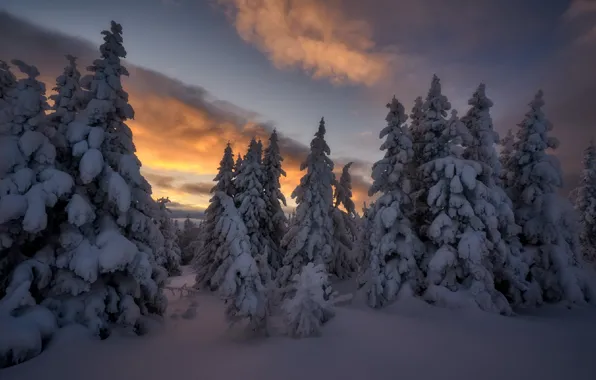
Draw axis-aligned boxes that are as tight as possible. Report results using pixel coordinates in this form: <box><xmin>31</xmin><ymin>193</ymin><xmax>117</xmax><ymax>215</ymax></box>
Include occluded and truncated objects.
<box><xmin>499</xmin><ymin>129</ymin><xmax>515</xmax><ymax>188</ymax></box>
<box><xmin>420</xmin><ymin>108</ymin><xmax>514</xmax><ymax>314</ymax></box>
<box><xmin>282</xmin><ymin>263</ymin><xmax>335</xmax><ymax>338</ymax></box>
<box><xmin>0</xmin><ymin>60</ymin><xmax>18</xmax><ymax>295</ymax></box>
<box><xmin>507</xmin><ymin>91</ymin><xmax>593</xmax><ymax>305</ymax></box>
<box><xmin>234</xmin><ymin>138</ymin><xmax>271</xmax><ymax>277</ymax></box>
<box><xmin>8</xmin><ymin>22</ymin><xmax>170</xmax><ymax>338</ymax></box>
<box><xmin>209</xmin><ymin>191</ymin><xmax>268</xmax><ymax>331</ymax></box>
<box><xmin>194</xmin><ymin>143</ymin><xmax>236</xmax><ymax>289</ymax></box>
<box><xmin>360</xmin><ymin>97</ymin><xmax>424</xmax><ymax>308</ymax></box>
<box><xmin>462</xmin><ymin>84</ymin><xmax>528</xmax><ymax>305</ymax></box>
<box><xmin>330</xmin><ymin>162</ymin><xmax>357</xmax><ymax>279</ymax></box>
<box><xmin>48</xmin><ymin>55</ymin><xmax>86</xmax><ymax>160</ymax></box>
<box><xmin>413</xmin><ymin>75</ymin><xmax>453</xmax><ymax>231</ymax></box>
<box><xmin>408</xmin><ymin>96</ymin><xmax>425</xmax><ymax>194</ymax></box>
<box><xmin>574</xmin><ymin>140</ymin><xmax>596</xmax><ymax>263</ymax></box>
<box><xmin>156</xmin><ymin>197</ymin><xmax>181</xmax><ymax>276</ymax></box>
<box><xmin>178</xmin><ymin>216</ymin><xmax>197</xmax><ymax>264</ymax></box>
<box><xmin>0</xmin><ymin>60</ymin><xmax>74</xmax><ymax>299</ymax></box>
<box><xmin>278</xmin><ymin>118</ymin><xmax>336</xmax><ymax>287</ymax></box>
<box><xmin>262</xmin><ymin>130</ymin><xmax>287</xmax><ymax>271</ymax></box>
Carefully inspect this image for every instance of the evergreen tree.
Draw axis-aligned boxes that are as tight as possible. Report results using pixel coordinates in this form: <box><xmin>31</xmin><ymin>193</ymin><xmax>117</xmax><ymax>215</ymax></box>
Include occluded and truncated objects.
<box><xmin>499</xmin><ymin>129</ymin><xmax>515</xmax><ymax>189</ymax></box>
<box><xmin>262</xmin><ymin>130</ymin><xmax>287</xmax><ymax>271</ymax></box>
<box><xmin>330</xmin><ymin>162</ymin><xmax>357</xmax><ymax>279</ymax></box>
<box><xmin>156</xmin><ymin>197</ymin><xmax>182</xmax><ymax>276</ymax></box>
<box><xmin>0</xmin><ymin>60</ymin><xmax>18</xmax><ymax>295</ymax></box>
<box><xmin>420</xmin><ymin>109</ymin><xmax>513</xmax><ymax>314</ymax></box>
<box><xmin>12</xmin><ymin>22</ymin><xmax>168</xmax><ymax>336</ymax></box>
<box><xmin>209</xmin><ymin>191</ymin><xmax>268</xmax><ymax>330</ymax></box>
<box><xmin>0</xmin><ymin>60</ymin><xmax>74</xmax><ymax>299</ymax></box>
<box><xmin>278</xmin><ymin>118</ymin><xmax>336</xmax><ymax>286</ymax></box>
<box><xmin>507</xmin><ymin>91</ymin><xmax>593</xmax><ymax>305</ymax></box>
<box><xmin>414</xmin><ymin>75</ymin><xmax>454</xmax><ymax>234</ymax></box>
<box><xmin>235</xmin><ymin>139</ymin><xmax>270</xmax><ymax>266</ymax></box>
<box><xmin>462</xmin><ymin>84</ymin><xmax>528</xmax><ymax>305</ymax></box>
<box><xmin>193</xmin><ymin>143</ymin><xmax>236</xmax><ymax>289</ymax></box>
<box><xmin>408</xmin><ymin>96</ymin><xmax>425</xmax><ymax>194</ymax></box>
<box><xmin>281</xmin><ymin>263</ymin><xmax>335</xmax><ymax>338</ymax></box>
<box><xmin>179</xmin><ymin>216</ymin><xmax>197</xmax><ymax>264</ymax></box>
<box><xmin>48</xmin><ymin>55</ymin><xmax>86</xmax><ymax>159</ymax></box>
<box><xmin>574</xmin><ymin>140</ymin><xmax>596</xmax><ymax>263</ymax></box>
<box><xmin>360</xmin><ymin>97</ymin><xmax>424</xmax><ymax>308</ymax></box>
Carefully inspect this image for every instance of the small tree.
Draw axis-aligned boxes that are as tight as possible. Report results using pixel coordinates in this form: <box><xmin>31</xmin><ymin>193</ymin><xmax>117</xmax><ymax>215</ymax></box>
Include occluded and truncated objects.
<box><xmin>574</xmin><ymin>140</ymin><xmax>596</xmax><ymax>263</ymax></box>
<box><xmin>209</xmin><ymin>192</ymin><xmax>268</xmax><ymax>331</ymax></box>
<box><xmin>330</xmin><ymin>162</ymin><xmax>358</xmax><ymax>279</ymax></box>
<box><xmin>194</xmin><ymin>143</ymin><xmax>236</xmax><ymax>289</ymax></box>
<box><xmin>282</xmin><ymin>263</ymin><xmax>335</xmax><ymax>338</ymax></box>
<box><xmin>156</xmin><ymin>197</ymin><xmax>182</xmax><ymax>276</ymax></box>
<box><xmin>179</xmin><ymin>216</ymin><xmax>198</xmax><ymax>264</ymax></box>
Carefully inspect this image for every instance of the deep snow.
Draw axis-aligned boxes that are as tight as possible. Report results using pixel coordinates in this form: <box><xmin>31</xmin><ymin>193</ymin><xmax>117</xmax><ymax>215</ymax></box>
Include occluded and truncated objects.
<box><xmin>2</xmin><ymin>266</ymin><xmax>595</xmax><ymax>380</ymax></box>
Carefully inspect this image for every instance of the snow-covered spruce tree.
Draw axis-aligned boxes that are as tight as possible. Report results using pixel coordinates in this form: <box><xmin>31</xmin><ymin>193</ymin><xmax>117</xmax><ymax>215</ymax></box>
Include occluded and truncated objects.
<box><xmin>407</xmin><ymin>96</ymin><xmax>425</xmax><ymax>196</ymax></box>
<box><xmin>413</xmin><ymin>75</ymin><xmax>453</xmax><ymax>232</ymax></box>
<box><xmin>278</xmin><ymin>118</ymin><xmax>336</xmax><ymax>287</ymax></box>
<box><xmin>193</xmin><ymin>143</ymin><xmax>236</xmax><ymax>290</ymax></box>
<box><xmin>209</xmin><ymin>191</ymin><xmax>268</xmax><ymax>331</ymax></box>
<box><xmin>0</xmin><ymin>60</ymin><xmax>74</xmax><ymax>298</ymax></box>
<box><xmin>262</xmin><ymin>130</ymin><xmax>287</xmax><ymax>271</ymax></box>
<box><xmin>353</xmin><ymin>201</ymin><xmax>372</xmax><ymax>272</ymax></box>
<box><xmin>48</xmin><ymin>55</ymin><xmax>87</xmax><ymax>162</ymax></box>
<box><xmin>282</xmin><ymin>262</ymin><xmax>335</xmax><ymax>338</ymax></box>
<box><xmin>508</xmin><ymin>91</ymin><xmax>593</xmax><ymax>305</ymax></box>
<box><xmin>156</xmin><ymin>197</ymin><xmax>181</xmax><ymax>276</ymax></box>
<box><xmin>330</xmin><ymin>162</ymin><xmax>358</xmax><ymax>279</ymax></box>
<box><xmin>235</xmin><ymin>138</ymin><xmax>272</xmax><ymax>283</ymax></box>
<box><xmin>179</xmin><ymin>216</ymin><xmax>197</xmax><ymax>264</ymax></box>
<box><xmin>574</xmin><ymin>140</ymin><xmax>596</xmax><ymax>263</ymax></box>
<box><xmin>499</xmin><ymin>129</ymin><xmax>516</xmax><ymax>190</ymax></box>
<box><xmin>462</xmin><ymin>84</ymin><xmax>528</xmax><ymax>305</ymax></box>
<box><xmin>0</xmin><ymin>60</ymin><xmax>75</xmax><ymax>366</ymax></box>
<box><xmin>360</xmin><ymin>97</ymin><xmax>424</xmax><ymax>308</ymax></box>
<box><xmin>420</xmin><ymin>109</ymin><xmax>513</xmax><ymax>314</ymax></box>
<box><xmin>9</xmin><ymin>22</ymin><xmax>169</xmax><ymax>337</ymax></box>
<box><xmin>0</xmin><ymin>60</ymin><xmax>18</xmax><ymax>295</ymax></box>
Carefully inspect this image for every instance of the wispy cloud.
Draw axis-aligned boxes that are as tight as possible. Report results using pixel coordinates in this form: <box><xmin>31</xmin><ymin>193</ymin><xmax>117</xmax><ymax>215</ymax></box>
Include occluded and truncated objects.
<box><xmin>216</xmin><ymin>0</ymin><xmax>395</xmax><ymax>86</ymax></box>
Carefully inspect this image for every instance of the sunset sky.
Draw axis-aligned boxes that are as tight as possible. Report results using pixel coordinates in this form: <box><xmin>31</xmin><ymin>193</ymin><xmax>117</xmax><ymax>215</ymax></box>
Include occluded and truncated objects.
<box><xmin>1</xmin><ymin>0</ymin><xmax>595</xmax><ymax>218</ymax></box>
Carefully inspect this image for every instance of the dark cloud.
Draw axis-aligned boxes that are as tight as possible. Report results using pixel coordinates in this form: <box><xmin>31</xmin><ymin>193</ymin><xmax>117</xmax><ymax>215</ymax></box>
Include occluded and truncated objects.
<box><xmin>143</xmin><ymin>173</ymin><xmax>176</xmax><ymax>189</ymax></box>
<box><xmin>167</xmin><ymin>201</ymin><xmax>206</xmax><ymax>219</ymax></box>
<box><xmin>178</xmin><ymin>182</ymin><xmax>214</xmax><ymax>196</ymax></box>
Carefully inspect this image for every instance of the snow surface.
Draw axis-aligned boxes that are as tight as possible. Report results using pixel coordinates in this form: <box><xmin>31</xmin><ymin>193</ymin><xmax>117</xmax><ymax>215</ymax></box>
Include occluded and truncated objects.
<box><xmin>2</xmin><ymin>266</ymin><xmax>595</xmax><ymax>380</ymax></box>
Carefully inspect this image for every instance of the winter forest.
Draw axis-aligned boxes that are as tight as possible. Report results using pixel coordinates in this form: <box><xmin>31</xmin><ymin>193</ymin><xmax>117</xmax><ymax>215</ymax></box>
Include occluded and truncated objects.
<box><xmin>1</xmin><ymin>20</ymin><xmax>596</xmax><ymax>370</ymax></box>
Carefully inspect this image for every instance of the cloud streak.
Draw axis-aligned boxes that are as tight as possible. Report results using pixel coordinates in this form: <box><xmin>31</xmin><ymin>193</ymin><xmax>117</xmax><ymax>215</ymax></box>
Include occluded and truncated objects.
<box><xmin>216</xmin><ymin>0</ymin><xmax>394</xmax><ymax>86</ymax></box>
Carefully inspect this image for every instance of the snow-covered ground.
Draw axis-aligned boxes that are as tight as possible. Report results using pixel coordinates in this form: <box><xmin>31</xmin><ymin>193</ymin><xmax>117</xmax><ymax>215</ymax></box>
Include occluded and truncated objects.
<box><xmin>2</xmin><ymin>266</ymin><xmax>596</xmax><ymax>380</ymax></box>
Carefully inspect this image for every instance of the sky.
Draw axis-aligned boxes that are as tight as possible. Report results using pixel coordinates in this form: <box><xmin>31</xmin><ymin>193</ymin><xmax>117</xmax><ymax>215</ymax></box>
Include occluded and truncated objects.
<box><xmin>1</xmin><ymin>0</ymin><xmax>595</xmax><ymax>217</ymax></box>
